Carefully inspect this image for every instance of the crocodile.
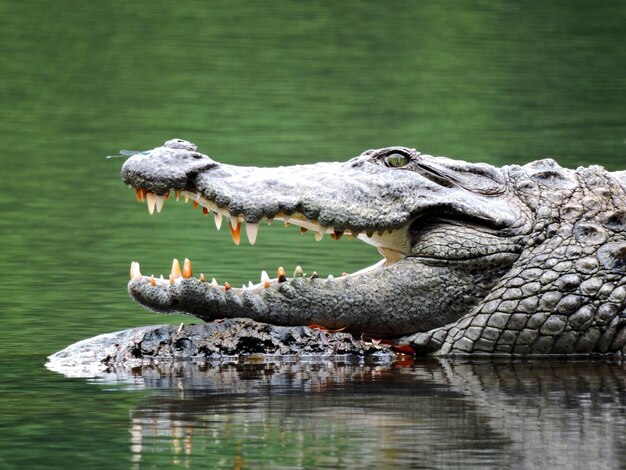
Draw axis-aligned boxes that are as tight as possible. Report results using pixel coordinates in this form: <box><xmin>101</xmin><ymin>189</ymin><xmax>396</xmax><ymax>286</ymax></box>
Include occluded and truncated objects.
<box><xmin>120</xmin><ymin>139</ymin><xmax>626</xmax><ymax>355</ymax></box>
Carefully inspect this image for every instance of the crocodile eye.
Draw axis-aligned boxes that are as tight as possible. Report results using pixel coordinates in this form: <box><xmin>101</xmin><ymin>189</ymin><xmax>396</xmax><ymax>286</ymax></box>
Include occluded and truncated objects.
<box><xmin>385</xmin><ymin>152</ymin><xmax>410</xmax><ymax>168</ymax></box>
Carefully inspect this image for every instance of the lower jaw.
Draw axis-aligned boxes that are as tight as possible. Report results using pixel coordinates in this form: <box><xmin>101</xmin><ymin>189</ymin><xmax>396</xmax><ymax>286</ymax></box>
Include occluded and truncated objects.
<box><xmin>129</xmin><ymin>256</ymin><xmax>395</xmax><ymax>295</ymax></box>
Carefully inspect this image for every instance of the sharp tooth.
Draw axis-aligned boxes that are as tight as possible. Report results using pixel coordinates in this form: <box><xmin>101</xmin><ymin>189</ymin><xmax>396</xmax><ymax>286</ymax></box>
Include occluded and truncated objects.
<box><xmin>193</xmin><ymin>201</ymin><xmax>198</xmax><ymax>209</ymax></box>
<box><xmin>315</xmin><ymin>231</ymin><xmax>324</xmax><ymax>241</ymax></box>
<box><xmin>155</xmin><ymin>194</ymin><xmax>166</xmax><ymax>213</ymax></box>
<box><xmin>267</xmin><ymin>218</ymin><xmax>273</xmax><ymax>226</ymax></box>
<box><xmin>229</xmin><ymin>219</ymin><xmax>241</xmax><ymax>245</ymax></box>
<box><xmin>327</xmin><ymin>274</ymin><xmax>334</xmax><ymax>281</ymax></box>
<box><xmin>200</xmin><ymin>273</ymin><xmax>206</xmax><ymax>282</ymax></box>
<box><xmin>261</xmin><ymin>271</ymin><xmax>270</xmax><ymax>283</ymax></box>
<box><xmin>263</xmin><ymin>280</ymin><xmax>271</xmax><ymax>288</ymax></box>
<box><xmin>242</xmin><ymin>284</ymin><xmax>246</xmax><ymax>289</ymax></box>
<box><xmin>134</xmin><ymin>262</ymin><xmax>142</xmax><ymax>280</ymax></box>
<box><xmin>203</xmin><ymin>207</ymin><xmax>209</xmax><ymax>216</ymax></box>
<box><xmin>341</xmin><ymin>272</ymin><xmax>348</xmax><ymax>277</ymax></box>
<box><xmin>277</xmin><ymin>266</ymin><xmax>287</xmax><ymax>283</ymax></box>
<box><xmin>146</xmin><ymin>193</ymin><xmax>156</xmax><ymax>215</ymax></box>
<box><xmin>185</xmin><ymin>195</ymin><xmax>190</xmax><ymax>203</ymax></box>
<box><xmin>310</xmin><ymin>271</ymin><xmax>319</xmax><ymax>279</ymax></box>
<box><xmin>331</xmin><ymin>231</ymin><xmax>343</xmax><ymax>241</ymax></box>
<box><xmin>248</xmin><ymin>281</ymin><xmax>254</xmax><ymax>288</ymax></box>
<box><xmin>246</xmin><ymin>222</ymin><xmax>259</xmax><ymax>245</ymax></box>
<box><xmin>301</xmin><ymin>227</ymin><xmax>308</xmax><ymax>235</ymax></box>
<box><xmin>171</xmin><ymin>258</ymin><xmax>182</xmax><ymax>278</ymax></box>
<box><xmin>175</xmin><ymin>190</ymin><xmax>182</xmax><ymax>201</ymax></box>
<box><xmin>224</xmin><ymin>282</ymin><xmax>231</xmax><ymax>291</ymax></box>
<box><xmin>293</xmin><ymin>266</ymin><xmax>304</xmax><ymax>278</ymax></box>
<box><xmin>150</xmin><ymin>275</ymin><xmax>156</xmax><ymax>286</ymax></box>
<box><xmin>135</xmin><ymin>188</ymin><xmax>144</xmax><ymax>203</ymax></box>
<box><xmin>169</xmin><ymin>274</ymin><xmax>175</xmax><ymax>285</ymax></box>
<box><xmin>159</xmin><ymin>275</ymin><xmax>164</xmax><ymax>281</ymax></box>
<box><xmin>130</xmin><ymin>261</ymin><xmax>142</xmax><ymax>281</ymax></box>
<box><xmin>211</xmin><ymin>278</ymin><xmax>218</xmax><ymax>287</ymax></box>
<box><xmin>214</xmin><ymin>211</ymin><xmax>223</xmax><ymax>230</ymax></box>
<box><xmin>182</xmin><ymin>258</ymin><xmax>192</xmax><ymax>278</ymax></box>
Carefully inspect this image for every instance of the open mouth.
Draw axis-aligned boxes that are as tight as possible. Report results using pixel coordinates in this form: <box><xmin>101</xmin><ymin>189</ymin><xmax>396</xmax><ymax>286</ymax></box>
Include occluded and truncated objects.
<box><xmin>128</xmin><ymin>187</ymin><xmax>410</xmax><ymax>293</ymax></box>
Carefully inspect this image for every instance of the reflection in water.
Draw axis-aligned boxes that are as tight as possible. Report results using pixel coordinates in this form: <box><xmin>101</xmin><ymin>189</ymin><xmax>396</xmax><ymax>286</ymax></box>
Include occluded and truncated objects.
<box><xmin>91</xmin><ymin>359</ymin><xmax>626</xmax><ymax>468</ymax></box>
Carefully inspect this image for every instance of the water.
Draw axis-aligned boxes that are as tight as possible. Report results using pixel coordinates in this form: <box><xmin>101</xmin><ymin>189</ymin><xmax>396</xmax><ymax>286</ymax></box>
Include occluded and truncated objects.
<box><xmin>4</xmin><ymin>358</ymin><xmax>625</xmax><ymax>469</ymax></box>
<box><xmin>1</xmin><ymin>0</ymin><xmax>625</xmax><ymax>467</ymax></box>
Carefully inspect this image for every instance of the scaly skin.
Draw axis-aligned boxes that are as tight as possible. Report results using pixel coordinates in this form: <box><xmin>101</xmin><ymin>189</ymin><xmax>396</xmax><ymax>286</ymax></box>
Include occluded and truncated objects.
<box><xmin>121</xmin><ymin>139</ymin><xmax>626</xmax><ymax>355</ymax></box>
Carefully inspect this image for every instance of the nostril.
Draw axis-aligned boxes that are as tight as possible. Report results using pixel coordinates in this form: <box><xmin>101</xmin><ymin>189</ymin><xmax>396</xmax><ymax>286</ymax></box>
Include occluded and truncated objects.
<box><xmin>164</xmin><ymin>139</ymin><xmax>198</xmax><ymax>151</ymax></box>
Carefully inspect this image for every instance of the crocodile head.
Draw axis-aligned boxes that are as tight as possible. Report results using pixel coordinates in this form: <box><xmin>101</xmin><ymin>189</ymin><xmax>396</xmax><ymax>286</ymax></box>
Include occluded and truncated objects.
<box><xmin>120</xmin><ymin>139</ymin><xmax>532</xmax><ymax>338</ymax></box>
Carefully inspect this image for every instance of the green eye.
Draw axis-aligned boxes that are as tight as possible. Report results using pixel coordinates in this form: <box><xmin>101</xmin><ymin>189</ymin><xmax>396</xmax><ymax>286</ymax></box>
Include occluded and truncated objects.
<box><xmin>385</xmin><ymin>153</ymin><xmax>410</xmax><ymax>168</ymax></box>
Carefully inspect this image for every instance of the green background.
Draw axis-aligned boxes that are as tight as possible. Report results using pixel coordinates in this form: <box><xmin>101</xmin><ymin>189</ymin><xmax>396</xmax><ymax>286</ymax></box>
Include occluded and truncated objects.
<box><xmin>1</xmin><ymin>1</ymin><xmax>625</xmax><ymax>467</ymax></box>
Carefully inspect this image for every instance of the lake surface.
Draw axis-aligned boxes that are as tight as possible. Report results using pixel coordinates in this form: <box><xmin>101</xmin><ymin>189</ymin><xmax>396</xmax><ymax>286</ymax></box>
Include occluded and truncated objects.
<box><xmin>1</xmin><ymin>1</ymin><xmax>625</xmax><ymax>468</ymax></box>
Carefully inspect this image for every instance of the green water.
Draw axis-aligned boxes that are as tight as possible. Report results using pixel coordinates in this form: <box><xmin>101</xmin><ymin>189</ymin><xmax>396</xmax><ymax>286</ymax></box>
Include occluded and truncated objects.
<box><xmin>1</xmin><ymin>0</ymin><xmax>625</xmax><ymax>468</ymax></box>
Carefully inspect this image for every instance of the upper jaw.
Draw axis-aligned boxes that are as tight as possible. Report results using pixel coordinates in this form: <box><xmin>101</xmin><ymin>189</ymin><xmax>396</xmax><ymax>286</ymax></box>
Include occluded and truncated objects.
<box><xmin>140</xmin><ymin>185</ymin><xmax>413</xmax><ymax>262</ymax></box>
<box><xmin>120</xmin><ymin>139</ymin><xmax>518</xmax><ymax>259</ymax></box>
<box><xmin>120</xmin><ymin>140</ymin><xmax>420</xmax><ymax>252</ymax></box>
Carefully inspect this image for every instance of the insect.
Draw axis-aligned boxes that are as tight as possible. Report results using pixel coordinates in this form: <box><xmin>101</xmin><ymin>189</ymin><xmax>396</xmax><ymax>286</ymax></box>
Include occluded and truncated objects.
<box><xmin>106</xmin><ymin>150</ymin><xmax>148</xmax><ymax>159</ymax></box>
